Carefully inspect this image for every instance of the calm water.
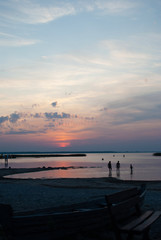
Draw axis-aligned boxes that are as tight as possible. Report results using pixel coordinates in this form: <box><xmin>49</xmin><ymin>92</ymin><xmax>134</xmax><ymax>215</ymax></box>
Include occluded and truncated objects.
<box><xmin>2</xmin><ymin>152</ymin><xmax>161</xmax><ymax>181</ymax></box>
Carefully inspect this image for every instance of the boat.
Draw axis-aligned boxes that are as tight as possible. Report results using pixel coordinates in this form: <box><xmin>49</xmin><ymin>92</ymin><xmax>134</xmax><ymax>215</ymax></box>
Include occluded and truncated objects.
<box><xmin>11</xmin><ymin>198</ymin><xmax>109</xmax><ymax>240</ymax></box>
<box><xmin>0</xmin><ymin>185</ymin><xmax>146</xmax><ymax>240</ymax></box>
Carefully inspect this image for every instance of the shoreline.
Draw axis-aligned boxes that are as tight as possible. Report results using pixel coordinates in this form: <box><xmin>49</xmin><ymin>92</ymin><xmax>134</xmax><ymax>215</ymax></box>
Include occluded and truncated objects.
<box><xmin>0</xmin><ymin>167</ymin><xmax>58</xmax><ymax>178</ymax></box>
<box><xmin>1</xmin><ymin>167</ymin><xmax>161</xmax><ymax>183</ymax></box>
<box><xmin>0</xmin><ymin>166</ymin><xmax>101</xmax><ymax>179</ymax></box>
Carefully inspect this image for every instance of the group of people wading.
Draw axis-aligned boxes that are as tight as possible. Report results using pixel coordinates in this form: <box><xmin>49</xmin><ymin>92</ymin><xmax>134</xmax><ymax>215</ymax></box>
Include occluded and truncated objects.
<box><xmin>107</xmin><ymin>160</ymin><xmax>133</xmax><ymax>177</ymax></box>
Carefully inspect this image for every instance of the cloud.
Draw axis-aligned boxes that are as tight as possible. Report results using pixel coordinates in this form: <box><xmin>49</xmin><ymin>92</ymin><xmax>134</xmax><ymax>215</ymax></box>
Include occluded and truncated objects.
<box><xmin>32</xmin><ymin>104</ymin><xmax>39</xmax><ymax>108</ymax></box>
<box><xmin>94</xmin><ymin>0</ymin><xmax>138</xmax><ymax>14</ymax></box>
<box><xmin>85</xmin><ymin>117</ymin><xmax>95</xmax><ymax>120</ymax></box>
<box><xmin>0</xmin><ymin>0</ymin><xmax>138</xmax><ymax>26</ymax></box>
<box><xmin>72</xmin><ymin>0</ymin><xmax>138</xmax><ymax>15</ymax></box>
<box><xmin>108</xmin><ymin>92</ymin><xmax>161</xmax><ymax>125</ymax></box>
<box><xmin>101</xmin><ymin>40</ymin><xmax>150</xmax><ymax>66</ymax></box>
<box><xmin>0</xmin><ymin>108</ymin><xmax>91</xmax><ymax>139</ymax></box>
<box><xmin>45</xmin><ymin>112</ymin><xmax>71</xmax><ymax>120</ymax></box>
<box><xmin>100</xmin><ymin>107</ymin><xmax>108</xmax><ymax>112</ymax></box>
<box><xmin>0</xmin><ymin>32</ymin><xmax>37</xmax><ymax>47</ymax></box>
<box><xmin>109</xmin><ymin>92</ymin><xmax>161</xmax><ymax>110</ymax></box>
<box><xmin>0</xmin><ymin>113</ymin><xmax>21</xmax><ymax>124</ymax></box>
<box><xmin>62</xmin><ymin>112</ymin><xmax>71</xmax><ymax>118</ymax></box>
<box><xmin>0</xmin><ymin>113</ymin><xmax>22</xmax><ymax>125</ymax></box>
<box><xmin>0</xmin><ymin>116</ymin><xmax>9</xmax><ymax>124</ymax></box>
<box><xmin>6</xmin><ymin>129</ymin><xmax>46</xmax><ymax>135</ymax></box>
<box><xmin>0</xmin><ymin>0</ymin><xmax>76</xmax><ymax>25</ymax></box>
<box><xmin>45</xmin><ymin>122</ymin><xmax>55</xmax><ymax>128</ymax></box>
<box><xmin>51</xmin><ymin>101</ymin><xmax>57</xmax><ymax>107</ymax></box>
<box><xmin>33</xmin><ymin>113</ymin><xmax>42</xmax><ymax>118</ymax></box>
<box><xmin>0</xmin><ymin>110</ymin><xmax>73</xmax><ymax>130</ymax></box>
<box><xmin>9</xmin><ymin>113</ymin><xmax>21</xmax><ymax>123</ymax></box>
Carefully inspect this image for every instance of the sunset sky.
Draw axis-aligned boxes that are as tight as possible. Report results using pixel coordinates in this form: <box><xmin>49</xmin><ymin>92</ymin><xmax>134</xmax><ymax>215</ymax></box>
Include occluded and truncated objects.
<box><xmin>0</xmin><ymin>0</ymin><xmax>161</xmax><ymax>152</ymax></box>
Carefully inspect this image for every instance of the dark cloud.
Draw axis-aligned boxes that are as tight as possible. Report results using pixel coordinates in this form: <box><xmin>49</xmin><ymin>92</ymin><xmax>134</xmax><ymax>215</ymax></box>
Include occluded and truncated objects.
<box><xmin>45</xmin><ymin>112</ymin><xmax>71</xmax><ymax>120</ymax></box>
<box><xmin>0</xmin><ymin>110</ymin><xmax>72</xmax><ymax>127</ymax></box>
<box><xmin>115</xmin><ymin>105</ymin><xmax>161</xmax><ymax>125</ymax></box>
<box><xmin>33</xmin><ymin>113</ymin><xmax>42</xmax><ymax>118</ymax></box>
<box><xmin>108</xmin><ymin>92</ymin><xmax>161</xmax><ymax>125</ymax></box>
<box><xmin>6</xmin><ymin>129</ymin><xmax>46</xmax><ymax>135</ymax></box>
<box><xmin>51</xmin><ymin>102</ymin><xmax>57</xmax><ymax>107</ymax></box>
<box><xmin>109</xmin><ymin>92</ymin><xmax>161</xmax><ymax>110</ymax></box>
<box><xmin>45</xmin><ymin>112</ymin><xmax>57</xmax><ymax>119</ymax></box>
<box><xmin>9</xmin><ymin>113</ymin><xmax>21</xmax><ymax>123</ymax></box>
<box><xmin>0</xmin><ymin>116</ymin><xmax>9</xmax><ymax>124</ymax></box>
<box><xmin>0</xmin><ymin>113</ymin><xmax>21</xmax><ymax>125</ymax></box>
<box><xmin>62</xmin><ymin>112</ymin><xmax>70</xmax><ymax>118</ymax></box>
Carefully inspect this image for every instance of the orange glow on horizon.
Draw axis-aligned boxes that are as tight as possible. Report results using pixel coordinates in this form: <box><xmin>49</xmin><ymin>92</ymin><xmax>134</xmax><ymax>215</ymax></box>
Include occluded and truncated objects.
<box><xmin>42</xmin><ymin>123</ymin><xmax>99</xmax><ymax>148</ymax></box>
<box><xmin>58</xmin><ymin>142</ymin><xmax>71</xmax><ymax>148</ymax></box>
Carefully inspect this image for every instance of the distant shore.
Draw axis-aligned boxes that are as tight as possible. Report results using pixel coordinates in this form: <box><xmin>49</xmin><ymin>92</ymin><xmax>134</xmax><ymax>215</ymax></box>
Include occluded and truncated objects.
<box><xmin>0</xmin><ymin>153</ymin><xmax>86</xmax><ymax>159</ymax></box>
<box><xmin>15</xmin><ymin>153</ymin><xmax>86</xmax><ymax>158</ymax></box>
<box><xmin>153</xmin><ymin>152</ymin><xmax>161</xmax><ymax>156</ymax></box>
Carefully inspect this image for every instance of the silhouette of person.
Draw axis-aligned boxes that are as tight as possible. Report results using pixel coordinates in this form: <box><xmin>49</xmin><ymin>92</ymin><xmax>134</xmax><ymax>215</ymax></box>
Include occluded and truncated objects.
<box><xmin>116</xmin><ymin>161</ymin><xmax>120</xmax><ymax>170</ymax></box>
<box><xmin>108</xmin><ymin>161</ymin><xmax>112</xmax><ymax>176</ymax></box>
<box><xmin>108</xmin><ymin>161</ymin><xmax>112</xmax><ymax>170</ymax></box>
<box><xmin>130</xmin><ymin>164</ymin><xmax>133</xmax><ymax>174</ymax></box>
<box><xmin>116</xmin><ymin>161</ymin><xmax>120</xmax><ymax>177</ymax></box>
<box><xmin>4</xmin><ymin>154</ymin><xmax>8</xmax><ymax>168</ymax></box>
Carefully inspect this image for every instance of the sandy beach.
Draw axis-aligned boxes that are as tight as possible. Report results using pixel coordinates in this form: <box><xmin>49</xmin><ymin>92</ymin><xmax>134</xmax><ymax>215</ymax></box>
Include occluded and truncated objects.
<box><xmin>1</xmin><ymin>168</ymin><xmax>161</xmax><ymax>239</ymax></box>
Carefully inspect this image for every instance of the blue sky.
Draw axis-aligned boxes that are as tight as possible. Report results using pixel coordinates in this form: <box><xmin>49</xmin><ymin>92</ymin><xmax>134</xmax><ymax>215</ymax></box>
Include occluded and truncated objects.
<box><xmin>0</xmin><ymin>0</ymin><xmax>161</xmax><ymax>152</ymax></box>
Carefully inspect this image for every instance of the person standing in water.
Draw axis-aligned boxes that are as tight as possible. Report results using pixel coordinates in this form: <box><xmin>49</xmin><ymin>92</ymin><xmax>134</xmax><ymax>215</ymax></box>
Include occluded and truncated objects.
<box><xmin>108</xmin><ymin>161</ymin><xmax>112</xmax><ymax>176</ymax></box>
<box><xmin>116</xmin><ymin>161</ymin><xmax>120</xmax><ymax>170</ymax></box>
<box><xmin>116</xmin><ymin>161</ymin><xmax>120</xmax><ymax>177</ymax></box>
<box><xmin>130</xmin><ymin>164</ymin><xmax>133</xmax><ymax>174</ymax></box>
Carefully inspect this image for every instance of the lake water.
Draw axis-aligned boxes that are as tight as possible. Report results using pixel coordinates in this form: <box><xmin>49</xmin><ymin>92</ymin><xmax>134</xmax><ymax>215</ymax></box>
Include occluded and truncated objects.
<box><xmin>2</xmin><ymin>152</ymin><xmax>161</xmax><ymax>181</ymax></box>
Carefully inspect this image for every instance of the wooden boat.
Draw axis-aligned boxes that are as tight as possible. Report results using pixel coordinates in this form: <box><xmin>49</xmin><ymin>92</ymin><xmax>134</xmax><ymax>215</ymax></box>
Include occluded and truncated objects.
<box><xmin>12</xmin><ymin>198</ymin><xmax>109</xmax><ymax>240</ymax></box>
<box><xmin>0</xmin><ymin>185</ymin><xmax>146</xmax><ymax>240</ymax></box>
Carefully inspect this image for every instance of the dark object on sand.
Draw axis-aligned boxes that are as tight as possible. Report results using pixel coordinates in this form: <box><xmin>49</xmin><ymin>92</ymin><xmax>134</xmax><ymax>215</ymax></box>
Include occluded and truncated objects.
<box><xmin>105</xmin><ymin>185</ymin><xmax>161</xmax><ymax>240</ymax></box>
